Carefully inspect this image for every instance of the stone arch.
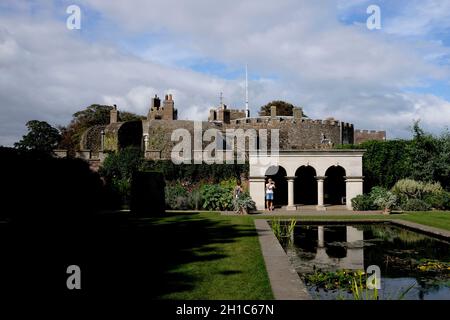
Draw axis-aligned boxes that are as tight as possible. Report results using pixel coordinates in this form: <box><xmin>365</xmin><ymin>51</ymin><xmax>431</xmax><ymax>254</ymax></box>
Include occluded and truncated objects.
<box><xmin>324</xmin><ymin>165</ymin><xmax>346</xmax><ymax>205</ymax></box>
<box><xmin>265</xmin><ymin>165</ymin><xmax>288</xmax><ymax>207</ymax></box>
<box><xmin>294</xmin><ymin>165</ymin><xmax>317</xmax><ymax>205</ymax></box>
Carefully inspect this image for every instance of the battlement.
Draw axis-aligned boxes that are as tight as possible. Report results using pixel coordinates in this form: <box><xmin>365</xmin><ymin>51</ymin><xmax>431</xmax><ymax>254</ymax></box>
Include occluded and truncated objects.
<box><xmin>354</xmin><ymin>129</ymin><xmax>386</xmax><ymax>144</ymax></box>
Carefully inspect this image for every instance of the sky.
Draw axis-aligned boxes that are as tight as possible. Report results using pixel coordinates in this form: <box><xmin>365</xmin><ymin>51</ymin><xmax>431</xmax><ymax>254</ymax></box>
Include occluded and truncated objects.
<box><xmin>1</xmin><ymin>0</ymin><xmax>450</xmax><ymax>146</ymax></box>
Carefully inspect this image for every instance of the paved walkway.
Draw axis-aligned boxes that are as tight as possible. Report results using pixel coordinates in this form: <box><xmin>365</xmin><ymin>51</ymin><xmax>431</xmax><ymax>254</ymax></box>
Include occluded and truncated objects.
<box><xmin>254</xmin><ymin>219</ymin><xmax>311</xmax><ymax>300</ymax></box>
<box><xmin>222</xmin><ymin>206</ymin><xmax>383</xmax><ymax>216</ymax></box>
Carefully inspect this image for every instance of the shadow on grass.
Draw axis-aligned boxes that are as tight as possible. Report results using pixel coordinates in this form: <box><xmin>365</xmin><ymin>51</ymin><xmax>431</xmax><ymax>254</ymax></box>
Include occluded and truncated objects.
<box><xmin>1</xmin><ymin>212</ymin><xmax>256</xmax><ymax>299</ymax></box>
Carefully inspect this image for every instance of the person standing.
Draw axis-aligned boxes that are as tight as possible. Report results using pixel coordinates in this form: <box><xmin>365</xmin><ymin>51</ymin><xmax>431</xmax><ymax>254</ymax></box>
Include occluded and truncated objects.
<box><xmin>266</xmin><ymin>178</ymin><xmax>276</xmax><ymax>211</ymax></box>
<box><xmin>234</xmin><ymin>181</ymin><xmax>243</xmax><ymax>199</ymax></box>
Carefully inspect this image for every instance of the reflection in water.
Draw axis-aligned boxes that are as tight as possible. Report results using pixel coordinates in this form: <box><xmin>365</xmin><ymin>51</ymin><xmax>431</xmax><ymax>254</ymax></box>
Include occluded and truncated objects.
<box><xmin>284</xmin><ymin>223</ymin><xmax>450</xmax><ymax>300</ymax></box>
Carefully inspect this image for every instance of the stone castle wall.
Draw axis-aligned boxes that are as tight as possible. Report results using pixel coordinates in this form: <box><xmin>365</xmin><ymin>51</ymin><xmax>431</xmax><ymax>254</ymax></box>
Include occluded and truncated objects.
<box><xmin>143</xmin><ymin>117</ymin><xmax>354</xmax><ymax>160</ymax></box>
<box><xmin>354</xmin><ymin>129</ymin><xmax>386</xmax><ymax>144</ymax></box>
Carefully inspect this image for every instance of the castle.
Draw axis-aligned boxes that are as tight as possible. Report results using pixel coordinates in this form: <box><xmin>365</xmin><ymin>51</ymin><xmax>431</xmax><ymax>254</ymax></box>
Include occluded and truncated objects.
<box><xmin>52</xmin><ymin>94</ymin><xmax>387</xmax><ymax>210</ymax></box>
<box><xmin>63</xmin><ymin>93</ymin><xmax>385</xmax><ymax>169</ymax></box>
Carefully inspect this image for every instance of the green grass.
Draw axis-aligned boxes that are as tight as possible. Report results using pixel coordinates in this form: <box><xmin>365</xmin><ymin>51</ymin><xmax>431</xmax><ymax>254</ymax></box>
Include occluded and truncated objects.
<box><xmin>144</xmin><ymin>212</ymin><xmax>273</xmax><ymax>299</ymax></box>
<box><xmin>392</xmin><ymin>211</ymin><xmax>450</xmax><ymax>231</ymax></box>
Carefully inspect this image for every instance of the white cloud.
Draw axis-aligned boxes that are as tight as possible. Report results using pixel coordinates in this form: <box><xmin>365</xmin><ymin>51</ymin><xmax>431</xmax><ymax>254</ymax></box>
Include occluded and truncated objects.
<box><xmin>1</xmin><ymin>0</ymin><xmax>450</xmax><ymax>146</ymax></box>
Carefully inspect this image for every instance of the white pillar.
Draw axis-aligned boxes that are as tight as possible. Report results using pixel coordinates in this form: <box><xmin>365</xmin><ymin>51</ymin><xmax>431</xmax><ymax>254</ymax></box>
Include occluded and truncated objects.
<box><xmin>249</xmin><ymin>176</ymin><xmax>266</xmax><ymax>210</ymax></box>
<box><xmin>344</xmin><ymin>176</ymin><xmax>364</xmax><ymax>210</ymax></box>
<box><xmin>286</xmin><ymin>176</ymin><xmax>296</xmax><ymax>210</ymax></box>
<box><xmin>316</xmin><ymin>176</ymin><xmax>326</xmax><ymax>211</ymax></box>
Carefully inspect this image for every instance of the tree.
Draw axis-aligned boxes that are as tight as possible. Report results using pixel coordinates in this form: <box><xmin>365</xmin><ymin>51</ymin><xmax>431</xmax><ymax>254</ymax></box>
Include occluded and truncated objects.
<box><xmin>14</xmin><ymin>120</ymin><xmax>61</xmax><ymax>154</ymax></box>
<box><xmin>259</xmin><ymin>100</ymin><xmax>298</xmax><ymax>116</ymax></box>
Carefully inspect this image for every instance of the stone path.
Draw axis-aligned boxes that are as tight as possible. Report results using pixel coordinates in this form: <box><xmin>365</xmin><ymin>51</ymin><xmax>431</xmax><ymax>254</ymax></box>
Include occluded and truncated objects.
<box><xmin>254</xmin><ymin>219</ymin><xmax>311</xmax><ymax>300</ymax></box>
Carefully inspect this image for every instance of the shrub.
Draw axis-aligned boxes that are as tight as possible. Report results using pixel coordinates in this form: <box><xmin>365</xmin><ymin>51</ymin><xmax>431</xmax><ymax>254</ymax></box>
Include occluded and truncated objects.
<box><xmin>423</xmin><ymin>191</ymin><xmax>450</xmax><ymax>210</ymax></box>
<box><xmin>391</xmin><ymin>179</ymin><xmax>443</xmax><ymax>200</ymax></box>
<box><xmin>402</xmin><ymin>198</ymin><xmax>432</xmax><ymax>211</ymax></box>
<box><xmin>351</xmin><ymin>194</ymin><xmax>377</xmax><ymax>211</ymax></box>
<box><xmin>200</xmin><ymin>184</ymin><xmax>234</xmax><ymax>211</ymax></box>
<box><xmin>370</xmin><ymin>186</ymin><xmax>397</xmax><ymax>212</ymax></box>
<box><xmin>233</xmin><ymin>193</ymin><xmax>256</xmax><ymax>214</ymax></box>
<box><xmin>165</xmin><ymin>183</ymin><xmax>189</xmax><ymax>210</ymax></box>
<box><xmin>111</xmin><ymin>177</ymin><xmax>131</xmax><ymax>206</ymax></box>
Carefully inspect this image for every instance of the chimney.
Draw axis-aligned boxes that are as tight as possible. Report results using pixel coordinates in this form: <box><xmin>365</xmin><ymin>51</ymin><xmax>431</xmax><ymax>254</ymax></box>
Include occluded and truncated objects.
<box><xmin>270</xmin><ymin>105</ymin><xmax>277</xmax><ymax>119</ymax></box>
<box><xmin>293</xmin><ymin>107</ymin><xmax>303</xmax><ymax>119</ymax></box>
<box><xmin>110</xmin><ymin>105</ymin><xmax>118</xmax><ymax>124</ymax></box>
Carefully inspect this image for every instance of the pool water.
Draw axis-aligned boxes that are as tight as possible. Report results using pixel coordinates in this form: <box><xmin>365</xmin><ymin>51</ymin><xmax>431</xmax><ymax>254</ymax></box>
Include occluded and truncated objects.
<box><xmin>281</xmin><ymin>222</ymin><xmax>450</xmax><ymax>300</ymax></box>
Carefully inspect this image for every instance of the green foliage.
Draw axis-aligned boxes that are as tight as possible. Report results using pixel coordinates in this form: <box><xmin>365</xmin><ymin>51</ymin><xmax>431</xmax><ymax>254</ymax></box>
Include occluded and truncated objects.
<box><xmin>337</xmin><ymin>123</ymin><xmax>450</xmax><ymax>192</ymax></box>
<box><xmin>233</xmin><ymin>193</ymin><xmax>256</xmax><ymax>214</ymax></box>
<box><xmin>270</xmin><ymin>218</ymin><xmax>297</xmax><ymax>241</ymax></box>
<box><xmin>200</xmin><ymin>184</ymin><xmax>234</xmax><ymax>211</ymax></box>
<box><xmin>351</xmin><ymin>187</ymin><xmax>397</xmax><ymax>211</ymax></box>
<box><xmin>392</xmin><ymin>179</ymin><xmax>443</xmax><ymax>200</ymax></box>
<box><xmin>351</xmin><ymin>272</ymin><xmax>379</xmax><ymax>300</ymax></box>
<box><xmin>14</xmin><ymin>120</ymin><xmax>61</xmax><ymax>154</ymax></box>
<box><xmin>165</xmin><ymin>182</ymin><xmax>190</xmax><ymax>210</ymax></box>
<box><xmin>351</xmin><ymin>194</ymin><xmax>377</xmax><ymax>211</ymax></box>
<box><xmin>100</xmin><ymin>147</ymin><xmax>144</xmax><ymax>180</ymax></box>
<box><xmin>303</xmin><ymin>269</ymin><xmax>367</xmax><ymax>292</ymax></box>
<box><xmin>370</xmin><ymin>186</ymin><xmax>398</xmax><ymax>212</ymax></box>
<box><xmin>423</xmin><ymin>191</ymin><xmax>450</xmax><ymax>210</ymax></box>
<box><xmin>141</xmin><ymin>160</ymin><xmax>247</xmax><ymax>184</ymax></box>
<box><xmin>99</xmin><ymin>147</ymin><xmax>145</xmax><ymax>206</ymax></box>
<box><xmin>403</xmin><ymin>198</ymin><xmax>432</xmax><ymax>211</ymax></box>
<box><xmin>359</xmin><ymin>139</ymin><xmax>413</xmax><ymax>191</ymax></box>
<box><xmin>417</xmin><ymin>259</ymin><xmax>450</xmax><ymax>273</ymax></box>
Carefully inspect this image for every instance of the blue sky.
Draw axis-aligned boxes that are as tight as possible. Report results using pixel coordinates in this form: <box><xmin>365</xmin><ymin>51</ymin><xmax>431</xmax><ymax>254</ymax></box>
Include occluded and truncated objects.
<box><xmin>1</xmin><ymin>0</ymin><xmax>450</xmax><ymax>146</ymax></box>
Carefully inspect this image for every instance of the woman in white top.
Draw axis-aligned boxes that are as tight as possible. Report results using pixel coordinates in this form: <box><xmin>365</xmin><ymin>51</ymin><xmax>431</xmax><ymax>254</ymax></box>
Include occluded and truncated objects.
<box><xmin>265</xmin><ymin>178</ymin><xmax>276</xmax><ymax>211</ymax></box>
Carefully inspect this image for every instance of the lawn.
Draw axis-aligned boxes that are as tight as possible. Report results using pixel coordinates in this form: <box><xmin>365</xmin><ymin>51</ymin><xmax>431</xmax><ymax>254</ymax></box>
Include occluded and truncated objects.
<box><xmin>141</xmin><ymin>212</ymin><xmax>273</xmax><ymax>299</ymax></box>
<box><xmin>392</xmin><ymin>211</ymin><xmax>450</xmax><ymax>231</ymax></box>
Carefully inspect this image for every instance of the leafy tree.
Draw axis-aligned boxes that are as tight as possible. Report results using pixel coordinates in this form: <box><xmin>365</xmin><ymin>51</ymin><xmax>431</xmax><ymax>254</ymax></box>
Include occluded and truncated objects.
<box><xmin>338</xmin><ymin>122</ymin><xmax>450</xmax><ymax>191</ymax></box>
<box><xmin>259</xmin><ymin>100</ymin><xmax>298</xmax><ymax>116</ymax></box>
<box><xmin>14</xmin><ymin>120</ymin><xmax>61</xmax><ymax>154</ymax></box>
<box><xmin>99</xmin><ymin>147</ymin><xmax>145</xmax><ymax>206</ymax></box>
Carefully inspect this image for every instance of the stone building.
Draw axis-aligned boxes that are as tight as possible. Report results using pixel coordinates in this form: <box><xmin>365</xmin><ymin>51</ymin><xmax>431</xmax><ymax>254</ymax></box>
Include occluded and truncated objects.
<box><xmin>75</xmin><ymin>93</ymin><xmax>386</xmax><ymax>210</ymax></box>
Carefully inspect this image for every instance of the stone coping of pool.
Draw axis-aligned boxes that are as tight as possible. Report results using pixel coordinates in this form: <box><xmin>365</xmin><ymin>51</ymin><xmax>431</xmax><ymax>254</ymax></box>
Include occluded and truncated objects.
<box><xmin>255</xmin><ymin>218</ymin><xmax>450</xmax><ymax>300</ymax></box>
<box><xmin>389</xmin><ymin>220</ymin><xmax>450</xmax><ymax>240</ymax></box>
<box><xmin>254</xmin><ymin>219</ymin><xmax>311</xmax><ymax>300</ymax></box>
